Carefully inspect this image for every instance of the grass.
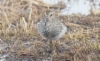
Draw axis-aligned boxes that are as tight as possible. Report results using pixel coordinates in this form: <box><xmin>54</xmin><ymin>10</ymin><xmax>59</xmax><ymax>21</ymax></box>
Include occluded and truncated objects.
<box><xmin>0</xmin><ymin>0</ymin><xmax>100</xmax><ymax>61</ymax></box>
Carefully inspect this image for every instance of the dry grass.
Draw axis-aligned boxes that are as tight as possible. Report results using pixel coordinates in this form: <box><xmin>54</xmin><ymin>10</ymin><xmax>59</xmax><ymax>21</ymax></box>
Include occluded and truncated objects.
<box><xmin>0</xmin><ymin>0</ymin><xmax>100</xmax><ymax>61</ymax></box>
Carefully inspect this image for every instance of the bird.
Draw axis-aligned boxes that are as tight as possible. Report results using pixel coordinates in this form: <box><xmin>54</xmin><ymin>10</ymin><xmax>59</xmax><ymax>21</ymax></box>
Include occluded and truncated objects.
<box><xmin>37</xmin><ymin>10</ymin><xmax>67</xmax><ymax>54</ymax></box>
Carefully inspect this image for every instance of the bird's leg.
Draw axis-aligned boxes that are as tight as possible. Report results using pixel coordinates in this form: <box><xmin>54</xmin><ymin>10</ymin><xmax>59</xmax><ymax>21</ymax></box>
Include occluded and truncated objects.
<box><xmin>53</xmin><ymin>40</ymin><xmax>58</xmax><ymax>55</ymax></box>
<box><xmin>49</xmin><ymin>40</ymin><xmax>58</xmax><ymax>55</ymax></box>
<box><xmin>49</xmin><ymin>40</ymin><xmax>53</xmax><ymax>53</ymax></box>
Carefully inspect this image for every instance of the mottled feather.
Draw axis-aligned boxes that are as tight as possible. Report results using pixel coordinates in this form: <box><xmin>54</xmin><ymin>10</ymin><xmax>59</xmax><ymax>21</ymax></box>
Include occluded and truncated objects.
<box><xmin>37</xmin><ymin>10</ymin><xmax>67</xmax><ymax>40</ymax></box>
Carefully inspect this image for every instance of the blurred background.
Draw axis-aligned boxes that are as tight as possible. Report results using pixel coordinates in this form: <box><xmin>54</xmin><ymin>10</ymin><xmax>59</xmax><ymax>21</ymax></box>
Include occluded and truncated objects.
<box><xmin>0</xmin><ymin>0</ymin><xmax>100</xmax><ymax>61</ymax></box>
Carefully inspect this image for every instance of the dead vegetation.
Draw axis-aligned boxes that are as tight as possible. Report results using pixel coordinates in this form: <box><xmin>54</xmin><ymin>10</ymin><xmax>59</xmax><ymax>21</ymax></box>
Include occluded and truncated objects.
<box><xmin>0</xmin><ymin>0</ymin><xmax>100</xmax><ymax>61</ymax></box>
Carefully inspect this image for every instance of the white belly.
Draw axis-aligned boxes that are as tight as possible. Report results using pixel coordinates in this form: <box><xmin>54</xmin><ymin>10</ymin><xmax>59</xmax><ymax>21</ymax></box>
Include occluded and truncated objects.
<box><xmin>52</xmin><ymin>25</ymin><xmax>67</xmax><ymax>40</ymax></box>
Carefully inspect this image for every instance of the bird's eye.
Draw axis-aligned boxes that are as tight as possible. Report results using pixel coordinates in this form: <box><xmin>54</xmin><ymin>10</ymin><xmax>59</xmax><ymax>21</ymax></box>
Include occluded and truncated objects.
<box><xmin>50</xmin><ymin>12</ymin><xmax>53</xmax><ymax>17</ymax></box>
<box><xmin>50</xmin><ymin>14</ymin><xmax>53</xmax><ymax>16</ymax></box>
